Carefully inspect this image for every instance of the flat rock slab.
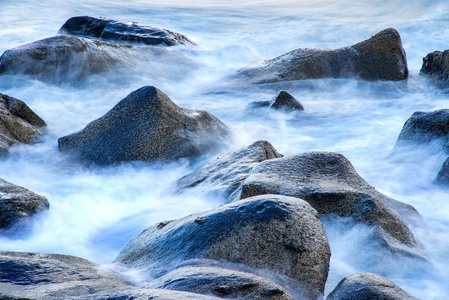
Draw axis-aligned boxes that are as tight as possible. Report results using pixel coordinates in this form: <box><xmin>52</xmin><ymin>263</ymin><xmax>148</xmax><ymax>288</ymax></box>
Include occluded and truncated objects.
<box><xmin>59</xmin><ymin>16</ymin><xmax>196</xmax><ymax>46</ymax></box>
<box><xmin>114</xmin><ymin>194</ymin><xmax>331</xmax><ymax>299</ymax></box>
<box><xmin>58</xmin><ymin>86</ymin><xmax>230</xmax><ymax>165</ymax></box>
<box><xmin>237</xmin><ymin>28</ymin><xmax>408</xmax><ymax>83</ymax></box>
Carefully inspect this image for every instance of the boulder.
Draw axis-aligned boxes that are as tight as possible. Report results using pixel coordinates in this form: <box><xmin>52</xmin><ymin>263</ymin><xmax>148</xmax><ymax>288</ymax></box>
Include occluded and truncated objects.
<box><xmin>228</xmin><ymin>152</ymin><xmax>422</xmax><ymax>255</ymax></box>
<box><xmin>0</xmin><ymin>93</ymin><xmax>46</xmax><ymax>155</ymax></box>
<box><xmin>58</xmin><ymin>86</ymin><xmax>230</xmax><ymax>165</ymax></box>
<box><xmin>249</xmin><ymin>91</ymin><xmax>304</xmax><ymax>112</ymax></box>
<box><xmin>394</xmin><ymin>109</ymin><xmax>449</xmax><ymax>151</ymax></box>
<box><xmin>237</xmin><ymin>28</ymin><xmax>408</xmax><ymax>83</ymax></box>
<box><xmin>146</xmin><ymin>266</ymin><xmax>294</xmax><ymax>299</ymax></box>
<box><xmin>326</xmin><ymin>272</ymin><xmax>420</xmax><ymax>300</ymax></box>
<box><xmin>175</xmin><ymin>140</ymin><xmax>282</xmax><ymax>197</ymax></box>
<box><xmin>59</xmin><ymin>16</ymin><xmax>196</xmax><ymax>46</ymax></box>
<box><xmin>436</xmin><ymin>157</ymin><xmax>449</xmax><ymax>184</ymax></box>
<box><xmin>0</xmin><ymin>179</ymin><xmax>49</xmax><ymax>237</ymax></box>
<box><xmin>420</xmin><ymin>50</ymin><xmax>449</xmax><ymax>87</ymax></box>
<box><xmin>114</xmin><ymin>194</ymin><xmax>331</xmax><ymax>299</ymax></box>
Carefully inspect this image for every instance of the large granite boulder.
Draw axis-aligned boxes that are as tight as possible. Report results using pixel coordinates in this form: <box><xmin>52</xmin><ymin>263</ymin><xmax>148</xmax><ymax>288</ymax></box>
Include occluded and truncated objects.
<box><xmin>146</xmin><ymin>266</ymin><xmax>294</xmax><ymax>299</ymax></box>
<box><xmin>114</xmin><ymin>195</ymin><xmax>331</xmax><ymax>299</ymax></box>
<box><xmin>420</xmin><ymin>50</ymin><xmax>449</xmax><ymax>87</ymax></box>
<box><xmin>0</xmin><ymin>93</ymin><xmax>46</xmax><ymax>155</ymax></box>
<box><xmin>58</xmin><ymin>86</ymin><xmax>230</xmax><ymax>165</ymax></box>
<box><xmin>59</xmin><ymin>16</ymin><xmax>196</xmax><ymax>46</ymax></box>
<box><xmin>228</xmin><ymin>152</ymin><xmax>422</xmax><ymax>255</ymax></box>
<box><xmin>326</xmin><ymin>272</ymin><xmax>419</xmax><ymax>300</ymax></box>
<box><xmin>0</xmin><ymin>179</ymin><xmax>49</xmax><ymax>237</ymax></box>
<box><xmin>237</xmin><ymin>28</ymin><xmax>408</xmax><ymax>83</ymax></box>
<box><xmin>249</xmin><ymin>91</ymin><xmax>304</xmax><ymax>112</ymax></box>
<box><xmin>175</xmin><ymin>140</ymin><xmax>282</xmax><ymax>198</ymax></box>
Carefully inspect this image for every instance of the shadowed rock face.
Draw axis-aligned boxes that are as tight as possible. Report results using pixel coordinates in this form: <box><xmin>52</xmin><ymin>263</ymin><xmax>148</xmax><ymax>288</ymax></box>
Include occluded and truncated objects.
<box><xmin>58</xmin><ymin>86</ymin><xmax>230</xmax><ymax>165</ymax></box>
<box><xmin>437</xmin><ymin>157</ymin><xmax>449</xmax><ymax>185</ymax></box>
<box><xmin>326</xmin><ymin>272</ymin><xmax>420</xmax><ymax>300</ymax></box>
<box><xmin>59</xmin><ymin>16</ymin><xmax>196</xmax><ymax>47</ymax></box>
<box><xmin>146</xmin><ymin>266</ymin><xmax>295</xmax><ymax>299</ymax></box>
<box><xmin>237</xmin><ymin>28</ymin><xmax>408</xmax><ymax>83</ymax></box>
<box><xmin>0</xmin><ymin>93</ymin><xmax>46</xmax><ymax>155</ymax></box>
<box><xmin>114</xmin><ymin>195</ymin><xmax>331</xmax><ymax>299</ymax></box>
<box><xmin>175</xmin><ymin>140</ymin><xmax>282</xmax><ymax>197</ymax></box>
<box><xmin>420</xmin><ymin>50</ymin><xmax>449</xmax><ymax>87</ymax></box>
<box><xmin>228</xmin><ymin>152</ymin><xmax>422</xmax><ymax>255</ymax></box>
<box><xmin>0</xmin><ymin>179</ymin><xmax>49</xmax><ymax>237</ymax></box>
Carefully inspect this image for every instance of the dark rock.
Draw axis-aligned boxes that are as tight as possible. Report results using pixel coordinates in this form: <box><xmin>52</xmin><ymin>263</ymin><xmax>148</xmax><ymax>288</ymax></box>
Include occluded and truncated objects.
<box><xmin>237</xmin><ymin>28</ymin><xmax>408</xmax><ymax>83</ymax></box>
<box><xmin>249</xmin><ymin>91</ymin><xmax>304</xmax><ymax>112</ymax></box>
<box><xmin>0</xmin><ymin>179</ymin><xmax>49</xmax><ymax>237</ymax></box>
<box><xmin>326</xmin><ymin>272</ymin><xmax>420</xmax><ymax>300</ymax></box>
<box><xmin>114</xmin><ymin>194</ymin><xmax>331</xmax><ymax>299</ymax></box>
<box><xmin>437</xmin><ymin>157</ymin><xmax>449</xmax><ymax>184</ymax></box>
<box><xmin>175</xmin><ymin>140</ymin><xmax>282</xmax><ymax>197</ymax></box>
<box><xmin>58</xmin><ymin>86</ymin><xmax>230</xmax><ymax>165</ymax></box>
<box><xmin>146</xmin><ymin>266</ymin><xmax>294</xmax><ymax>299</ymax></box>
<box><xmin>59</xmin><ymin>16</ymin><xmax>196</xmax><ymax>46</ymax></box>
<box><xmin>420</xmin><ymin>50</ymin><xmax>449</xmax><ymax>87</ymax></box>
<box><xmin>0</xmin><ymin>93</ymin><xmax>46</xmax><ymax>155</ymax></box>
<box><xmin>228</xmin><ymin>152</ymin><xmax>422</xmax><ymax>255</ymax></box>
<box><xmin>394</xmin><ymin>109</ymin><xmax>449</xmax><ymax>151</ymax></box>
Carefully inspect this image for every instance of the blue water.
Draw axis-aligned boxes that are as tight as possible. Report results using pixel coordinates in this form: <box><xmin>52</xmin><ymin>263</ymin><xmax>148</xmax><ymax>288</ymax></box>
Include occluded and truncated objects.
<box><xmin>1</xmin><ymin>0</ymin><xmax>449</xmax><ymax>298</ymax></box>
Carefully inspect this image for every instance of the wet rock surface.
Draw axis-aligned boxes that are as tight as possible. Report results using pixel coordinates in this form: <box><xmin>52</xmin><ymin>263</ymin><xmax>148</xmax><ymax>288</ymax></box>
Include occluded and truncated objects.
<box><xmin>237</xmin><ymin>28</ymin><xmax>408</xmax><ymax>83</ymax></box>
<box><xmin>0</xmin><ymin>93</ymin><xmax>46</xmax><ymax>155</ymax></box>
<box><xmin>326</xmin><ymin>272</ymin><xmax>420</xmax><ymax>300</ymax></box>
<box><xmin>59</xmin><ymin>16</ymin><xmax>196</xmax><ymax>46</ymax></box>
<box><xmin>175</xmin><ymin>140</ymin><xmax>282</xmax><ymax>197</ymax></box>
<box><xmin>249</xmin><ymin>90</ymin><xmax>304</xmax><ymax>111</ymax></box>
<box><xmin>58</xmin><ymin>86</ymin><xmax>230</xmax><ymax>165</ymax></box>
<box><xmin>114</xmin><ymin>194</ymin><xmax>331</xmax><ymax>299</ymax></box>
<box><xmin>420</xmin><ymin>50</ymin><xmax>449</xmax><ymax>87</ymax></box>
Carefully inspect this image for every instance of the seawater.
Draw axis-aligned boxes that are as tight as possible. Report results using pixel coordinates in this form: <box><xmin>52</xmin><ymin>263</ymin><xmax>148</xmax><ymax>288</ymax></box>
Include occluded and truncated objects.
<box><xmin>1</xmin><ymin>0</ymin><xmax>449</xmax><ymax>298</ymax></box>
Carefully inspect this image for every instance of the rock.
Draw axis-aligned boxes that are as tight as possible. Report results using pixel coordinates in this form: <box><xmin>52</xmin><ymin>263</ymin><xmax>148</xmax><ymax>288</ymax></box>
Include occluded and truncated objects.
<box><xmin>114</xmin><ymin>194</ymin><xmax>331</xmax><ymax>299</ymax></box>
<box><xmin>237</xmin><ymin>28</ymin><xmax>408</xmax><ymax>83</ymax></box>
<box><xmin>0</xmin><ymin>93</ymin><xmax>46</xmax><ymax>155</ymax></box>
<box><xmin>228</xmin><ymin>152</ymin><xmax>422</xmax><ymax>255</ymax></box>
<box><xmin>437</xmin><ymin>157</ymin><xmax>449</xmax><ymax>184</ymax></box>
<box><xmin>65</xmin><ymin>289</ymin><xmax>220</xmax><ymax>300</ymax></box>
<box><xmin>59</xmin><ymin>16</ymin><xmax>196</xmax><ymax>46</ymax></box>
<box><xmin>394</xmin><ymin>109</ymin><xmax>449</xmax><ymax>151</ymax></box>
<box><xmin>58</xmin><ymin>86</ymin><xmax>230</xmax><ymax>165</ymax></box>
<box><xmin>326</xmin><ymin>272</ymin><xmax>420</xmax><ymax>300</ymax></box>
<box><xmin>175</xmin><ymin>140</ymin><xmax>282</xmax><ymax>198</ymax></box>
<box><xmin>249</xmin><ymin>91</ymin><xmax>304</xmax><ymax>112</ymax></box>
<box><xmin>420</xmin><ymin>50</ymin><xmax>449</xmax><ymax>87</ymax></box>
<box><xmin>0</xmin><ymin>179</ymin><xmax>49</xmax><ymax>237</ymax></box>
<box><xmin>146</xmin><ymin>266</ymin><xmax>294</xmax><ymax>299</ymax></box>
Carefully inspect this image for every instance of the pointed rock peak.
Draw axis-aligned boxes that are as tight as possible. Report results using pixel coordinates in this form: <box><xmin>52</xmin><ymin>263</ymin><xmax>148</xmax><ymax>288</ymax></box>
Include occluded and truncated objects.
<box><xmin>270</xmin><ymin>90</ymin><xmax>304</xmax><ymax>111</ymax></box>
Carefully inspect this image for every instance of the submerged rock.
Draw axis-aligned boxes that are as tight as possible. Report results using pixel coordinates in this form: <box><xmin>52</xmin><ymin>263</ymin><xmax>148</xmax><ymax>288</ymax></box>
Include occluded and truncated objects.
<box><xmin>114</xmin><ymin>194</ymin><xmax>331</xmax><ymax>299</ymax></box>
<box><xmin>326</xmin><ymin>272</ymin><xmax>420</xmax><ymax>300</ymax></box>
<box><xmin>0</xmin><ymin>179</ymin><xmax>49</xmax><ymax>237</ymax></box>
<box><xmin>0</xmin><ymin>93</ymin><xmax>46</xmax><ymax>155</ymax></box>
<box><xmin>437</xmin><ymin>157</ymin><xmax>449</xmax><ymax>185</ymax></box>
<box><xmin>249</xmin><ymin>91</ymin><xmax>304</xmax><ymax>112</ymax></box>
<box><xmin>237</xmin><ymin>28</ymin><xmax>408</xmax><ymax>83</ymax></box>
<box><xmin>228</xmin><ymin>152</ymin><xmax>422</xmax><ymax>255</ymax></box>
<box><xmin>58</xmin><ymin>86</ymin><xmax>230</xmax><ymax>165</ymax></box>
<box><xmin>175</xmin><ymin>140</ymin><xmax>282</xmax><ymax>197</ymax></box>
<box><xmin>146</xmin><ymin>266</ymin><xmax>294</xmax><ymax>299</ymax></box>
<box><xmin>59</xmin><ymin>16</ymin><xmax>196</xmax><ymax>46</ymax></box>
<box><xmin>65</xmin><ymin>289</ymin><xmax>220</xmax><ymax>300</ymax></box>
<box><xmin>420</xmin><ymin>50</ymin><xmax>449</xmax><ymax>87</ymax></box>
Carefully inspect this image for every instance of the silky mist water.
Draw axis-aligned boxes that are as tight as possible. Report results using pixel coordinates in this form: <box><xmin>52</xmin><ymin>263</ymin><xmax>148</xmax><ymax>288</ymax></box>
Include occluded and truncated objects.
<box><xmin>1</xmin><ymin>0</ymin><xmax>449</xmax><ymax>298</ymax></box>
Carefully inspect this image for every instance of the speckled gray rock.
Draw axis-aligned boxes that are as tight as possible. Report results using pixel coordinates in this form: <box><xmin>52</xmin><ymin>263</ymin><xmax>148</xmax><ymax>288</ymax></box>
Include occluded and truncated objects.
<box><xmin>237</xmin><ymin>28</ymin><xmax>407</xmax><ymax>83</ymax></box>
<box><xmin>146</xmin><ymin>266</ymin><xmax>294</xmax><ymax>299</ymax></box>
<box><xmin>0</xmin><ymin>179</ymin><xmax>49</xmax><ymax>237</ymax></box>
<box><xmin>59</xmin><ymin>16</ymin><xmax>196</xmax><ymax>46</ymax></box>
<box><xmin>249</xmin><ymin>91</ymin><xmax>304</xmax><ymax>111</ymax></box>
<box><xmin>394</xmin><ymin>109</ymin><xmax>449</xmax><ymax>151</ymax></box>
<box><xmin>175</xmin><ymin>140</ymin><xmax>282</xmax><ymax>197</ymax></box>
<box><xmin>420</xmin><ymin>50</ymin><xmax>449</xmax><ymax>87</ymax></box>
<box><xmin>228</xmin><ymin>152</ymin><xmax>422</xmax><ymax>256</ymax></box>
<box><xmin>114</xmin><ymin>195</ymin><xmax>331</xmax><ymax>299</ymax></box>
<box><xmin>0</xmin><ymin>93</ymin><xmax>46</xmax><ymax>155</ymax></box>
<box><xmin>326</xmin><ymin>272</ymin><xmax>420</xmax><ymax>300</ymax></box>
<box><xmin>58</xmin><ymin>86</ymin><xmax>230</xmax><ymax>165</ymax></box>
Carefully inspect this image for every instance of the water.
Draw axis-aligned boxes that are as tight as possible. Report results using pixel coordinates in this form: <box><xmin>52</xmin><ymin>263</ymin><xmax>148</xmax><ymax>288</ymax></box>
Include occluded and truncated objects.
<box><xmin>1</xmin><ymin>0</ymin><xmax>449</xmax><ymax>298</ymax></box>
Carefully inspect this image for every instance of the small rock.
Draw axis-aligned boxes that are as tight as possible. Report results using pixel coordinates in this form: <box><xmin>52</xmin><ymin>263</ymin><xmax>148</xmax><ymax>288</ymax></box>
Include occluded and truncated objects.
<box><xmin>249</xmin><ymin>91</ymin><xmax>304</xmax><ymax>112</ymax></box>
<box><xmin>420</xmin><ymin>50</ymin><xmax>449</xmax><ymax>87</ymax></box>
<box><xmin>436</xmin><ymin>157</ymin><xmax>449</xmax><ymax>184</ymax></box>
